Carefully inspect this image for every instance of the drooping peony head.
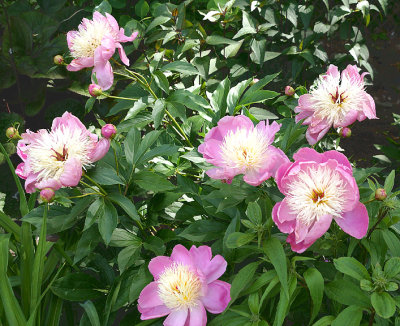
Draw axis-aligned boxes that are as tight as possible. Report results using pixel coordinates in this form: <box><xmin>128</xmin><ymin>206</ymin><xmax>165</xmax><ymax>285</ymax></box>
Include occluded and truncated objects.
<box><xmin>138</xmin><ymin>244</ymin><xmax>231</xmax><ymax>326</ymax></box>
<box><xmin>16</xmin><ymin>112</ymin><xmax>110</xmax><ymax>193</ymax></box>
<box><xmin>198</xmin><ymin>115</ymin><xmax>289</xmax><ymax>186</ymax></box>
<box><xmin>272</xmin><ymin>147</ymin><xmax>369</xmax><ymax>253</ymax></box>
<box><xmin>67</xmin><ymin>11</ymin><xmax>138</xmax><ymax>90</ymax></box>
<box><xmin>295</xmin><ymin>64</ymin><xmax>377</xmax><ymax>145</ymax></box>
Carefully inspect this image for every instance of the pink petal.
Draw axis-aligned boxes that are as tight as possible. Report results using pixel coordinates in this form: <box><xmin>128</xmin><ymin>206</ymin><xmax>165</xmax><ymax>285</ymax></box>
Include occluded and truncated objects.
<box><xmin>92</xmin><ymin>60</ymin><xmax>114</xmax><ymax>90</ymax></box>
<box><xmin>321</xmin><ymin>150</ymin><xmax>352</xmax><ymax>173</ymax></box>
<box><xmin>164</xmin><ymin>309</ymin><xmax>188</xmax><ymax>326</ymax></box>
<box><xmin>51</xmin><ymin>112</ymin><xmax>87</xmax><ymax>134</ymax></box>
<box><xmin>24</xmin><ymin>173</ymin><xmax>39</xmax><ymax>194</ymax></box>
<box><xmin>335</xmin><ymin>202</ymin><xmax>369</xmax><ymax>239</ymax></box>
<box><xmin>198</xmin><ymin>139</ymin><xmax>224</xmax><ymax>166</ymax></box>
<box><xmin>189</xmin><ymin>246</ymin><xmax>212</xmax><ymax>265</ymax></box>
<box><xmin>138</xmin><ymin>282</ymin><xmax>163</xmax><ymax>309</ymax></box>
<box><xmin>94</xmin><ymin>37</ymin><xmax>116</xmax><ymax>64</ymax></box>
<box><xmin>148</xmin><ymin>256</ymin><xmax>173</xmax><ymax>280</ymax></box>
<box><xmin>275</xmin><ymin>161</ymin><xmax>293</xmax><ymax>193</ymax></box>
<box><xmin>203</xmin><ymin>255</ymin><xmax>227</xmax><ymax>284</ymax></box>
<box><xmin>211</xmin><ymin>115</ymin><xmax>254</xmax><ymax>141</ymax></box>
<box><xmin>326</xmin><ymin>64</ymin><xmax>340</xmax><ymax>79</ymax></box>
<box><xmin>105</xmin><ymin>13</ymin><xmax>119</xmax><ymax>33</ymax></box>
<box><xmin>36</xmin><ymin>178</ymin><xmax>62</xmax><ymax>191</ymax></box>
<box><xmin>305</xmin><ymin>123</ymin><xmax>330</xmax><ymax>145</ymax></box>
<box><xmin>88</xmin><ymin>138</ymin><xmax>110</xmax><ymax>162</ymax></box>
<box><xmin>255</xmin><ymin>120</ymin><xmax>281</xmax><ymax>146</ymax></box>
<box><xmin>17</xmin><ymin>141</ymin><xmax>28</xmax><ymax>161</ymax></box>
<box><xmin>272</xmin><ymin>200</ymin><xmax>296</xmax><ymax>234</ymax></box>
<box><xmin>362</xmin><ymin>93</ymin><xmax>377</xmax><ymax>119</ymax></box>
<box><xmin>201</xmin><ymin>280</ymin><xmax>231</xmax><ymax>314</ymax></box>
<box><xmin>16</xmin><ymin>163</ymin><xmax>26</xmax><ymax>179</ymax></box>
<box><xmin>115</xmin><ymin>42</ymin><xmax>130</xmax><ymax>66</ymax></box>
<box><xmin>171</xmin><ymin>244</ymin><xmax>194</xmax><ymax>267</ymax></box>
<box><xmin>118</xmin><ymin>29</ymin><xmax>139</xmax><ymax>43</ymax></box>
<box><xmin>67</xmin><ymin>57</ymin><xmax>94</xmax><ymax>71</ymax></box>
<box><xmin>293</xmin><ymin>147</ymin><xmax>322</xmax><ymax>163</ymax></box>
<box><xmin>205</xmin><ymin>167</ymin><xmax>236</xmax><ymax>183</ymax></box>
<box><xmin>334</xmin><ymin>109</ymin><xmax>358</xmax><ymax>128</ymax></box>
<box><xmin>59</xmin><ymin>157</ymin><xmax>82</xmax><ymax>187</ymax></box>
<box><xmin>188</xmin><ymin>303</ymin><xmax>207</xmax><ymax>326</ymax></box>
<box><xmin>139</xmin><ymin>305</ymin><xmax>170</xmax><ymax>320</ymax></box>
<box><xmin>67</xmin><ymin>31</ymin><xmax>78</xmax><ymax>49</ymax></box>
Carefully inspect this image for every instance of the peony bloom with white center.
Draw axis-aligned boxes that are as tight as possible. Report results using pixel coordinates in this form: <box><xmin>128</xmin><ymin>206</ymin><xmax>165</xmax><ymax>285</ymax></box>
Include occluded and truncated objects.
<box><xmin>138</xmin><ymin>244</ymin><xmax>231</xmax><ymax>326</ymax></box>
<box><xmin>198</xmin><ymin>115</ymin><xmax>289</xmax><ymax>186</ymax></box>
<box><xmin>16</xmin><ymin>112</ymin><xmax>110</xmax><ymax>193</ymax></box>
<box><xmin>272</xmin><ymin>147</ymin><xmax>369</xmax><ymax>253</ymax></box>
<box><xmin>67</xmin><ymin>11</ymin><xmax>138</xmax><ymax>90</ymax></box>
<box><xmin>295</xmin><ymin>64</ymin><xmax>377</xmax><ymax>145</ymax></box>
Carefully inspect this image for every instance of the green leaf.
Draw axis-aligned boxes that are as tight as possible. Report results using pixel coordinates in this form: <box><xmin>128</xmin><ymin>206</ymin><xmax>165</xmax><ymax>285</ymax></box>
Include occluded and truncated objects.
<box><xmin>229</xmin><ymin>262</ymin><xmax>259</xmax><ymax>308</ymax></box>
<box><xmin>161</xmin><ymin>61</ymin><xmax>199</xmax><ymax>75</ymax></box>
<box><xmin>331</xmin><ymin>306</ymin><xmax>363</xmax><ymax>326</ymax></box>
<box><xmin>146</xmin><ymin>16</ymin><xmax>171</xmax><ymax>32</ymax></box>
<box><xmin>325</xmin><ymin>279</ymin><xmax>370</xmax><ymax>308</ymax></box>
<box><xmin>210</xmin><ymin>77</ymin><xmax>231</xmax><ymax>117</ymax></box>
<box><xmin>134</xmin><ymin>130</ymin><xmax>163</xmax><ymax>165</ymax></box>
<box><xmin>246</xmin><ymin>202</ymin><xmax>262</xmax><ymax>225</ymax></box>
<box><xmin>384</xmin><ymin>170</ymin><xmax>395</xmax><ymax>194</ymax></box>
<box><xmin>107</xmin><ymin>192</ymin><xmax>141</xmax><ymax>223</ymax></box>
<box><xmin>381</xmin><ymin>229</ymin><xmax>400</xmax><ymax>257</ymax></box>
<box><xmin>179</xmin><ymin>220</ymin><xmax>226</xmax><ymax>242</ymax></box>
<box><xmin>222</xmin><ymin>40</ymin><xmax>243</xmax><ymax>58</ymax></box>
<box><xmin>249</xmin><ymin>107</ymin><xmax>278</xmax><ymax>120</ymax></box>
<box><xmin>110</xmin><ymin>228</ymin><xmax>141</xmax><ymax>247</ymax></box>
<box><xmin>37</xmin><ymin>0</ymin><xmax>66</xmax><ymax>13</ymax></box>
<box><xmin>333</xmin><ymin>257</ymin><xmax>371</xmax><ymax>281</ymax></box>
<box><xmin>134</xmin><ymin>171</ymin><xmax>175</xmax><ymax>192</ymax></box>
<box><xmin>226</xmin><ymin>232</ymin><xmax>256</xmax><ymax>248</ymax></box>
<box><xmin>371</xmin><ymin>292</ymin><xmax>396</xmax><ymax>318</ymax></box>
<box><xmin>227</xmin><ymin>79</ymin><xmax>253</xmax><ymax>115</ymax></box>
<box><xmin>312</xmin><ymin>315</ymin><xmax>335</xmax><ymax>326</ymax></box>
<box><xmin>0</xmin><ymin>234</ymin><xmax>26</xmax><ymax>326</ymax></box>
<box><xmin>98</xmin><ymin>200</ymin><xmax>118</xmax><ymax>245</ymax></box>
<box><xmin>80</xmin><ymin>301</ymin><xmax>100</xmax><ymax>326</ymax></box>
<box><xmin>74</xmin><ymin>226</ymin><xmax>101</xmax><ymax>264</ymax></box>
<box><xmin>263</xmin><ymin>237</ymin><xmax>289</xmax><ymax>298</ymax></box>
<box><xmin>94</xmin><ymin>0</ymin><xmax>112</xmax><ymax>14</ymax></box>
<box><xmin>140</xmin><ymin>144</ymin><xmax>178</xmax><ymax>164</ymax></box>
<box><xmin>124</xmin><ymin>128</ymin><xmax>140</xmax><ymax>165</ymax></box>
<box><xmin>135</xmin><ymin>0</ymin><xmax>149</xmax><ymax>18</ymax></box>
<box><xmin>118</xmin><ymin>245</ymin><xmax>140</xmax><ymax>273</ymax></box>
<box><xmin>85</xmin><ymin>97</ymin><xmax>96</xmax><ymax>114</ymax></box>
<box><xmin>153</xmin><ymin>70</ymin><xmax>170</xmax><ymax>95</ymax></box>
<box><xmin>239</xmin><ymin>90</ymin><xmax>279</xmax><ymax>107</ymax></box>
<box><xmin>143</xmin><ymin>236</ymin><xmax>166</xmax><ymax>256</ymax></box>
<box><xmin>51</xmin><ymin>273</ymin><xmax>103</xmax><ymax>301</ymax></box>
<box><xmin>384</xmin><ymin>257</ymin><xmax>400</xmax><ymax>278</ymax></box>
<box><xmin>206</xmin><ymin>35</ymin><xmax>237</xmax><ymax>45</ymax></box>
<box><xmin>152</xmin><ymin>99</ymin><xmax>166</xmax><ymax>129</ymax></box>
<box><xmin>89</xmin><ymin>164</ymin><xmax>124</xmax><ymax>185</ymax></box>
<box><xmin>304</xmin><ymin>268</ymin><xmax>324</xmax><ymax>323</ymax></box>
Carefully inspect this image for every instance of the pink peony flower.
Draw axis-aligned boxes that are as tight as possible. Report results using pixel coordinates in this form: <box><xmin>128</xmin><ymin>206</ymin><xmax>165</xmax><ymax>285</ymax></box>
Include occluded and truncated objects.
<box><xmin>67</xmin><ymin>11</ymin><xmax>138</xmax><ymax>90</ymax></box>
<box><xmin>138</xmin><ymin>244</ymin><xmax>231</xmax><ymax>326</ymax></box>
<box><xmin>272</xmin><ymin>147</ymin><xmax>369</xmax><ymax>253</ymax></box>
<box><xmin>198</xmin><ymin>115</ymin><xmax>289</xmax><ymax>186</ymax></box>
<box><xmin>16</xmin><ymin>112</ymin><xmax>110</xmax><ymax>193</ymax></box>
<box><xmin>295</xmin><ymin>64</ymin><xmax>377</xmax><ymax>145</ymax></box>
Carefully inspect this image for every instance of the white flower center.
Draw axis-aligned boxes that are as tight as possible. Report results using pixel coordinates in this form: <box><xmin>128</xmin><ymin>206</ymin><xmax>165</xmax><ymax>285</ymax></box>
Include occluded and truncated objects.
<box><xmin>220</xmin><ymin>128</ymin><xmax>269</xmax><ymax>171</ymax></box>
<box><xmin>27</xmin><ymin>126</ymin><xmax>94</xmax><ymax>182</ymax></box>
<box><xmin>71</xmin><ymin>18</ymin><xmax>116</xmax><ymax>58</ymax></box>
<box><xmin>310</xmin><ymin>72</ymin><xmax>366</xmax><ymax>125</ymax></box>
<box><xmin>157</xmin><ymin>263</ymin><xmax>202</xmax><ymax>310</ymax></box>
<box><xmin>286</xmin><ymin>165</ymin><xmax>348</xmax><ymax>225</ymax></box>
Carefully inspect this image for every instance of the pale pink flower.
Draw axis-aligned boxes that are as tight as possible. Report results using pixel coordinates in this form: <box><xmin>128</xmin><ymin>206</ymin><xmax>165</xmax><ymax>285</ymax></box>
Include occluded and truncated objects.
<box><xmin>295</xmin><ymin>64</ymin><xmax>377</xmax><ymax>145</ymax></box>
<box><xmin>272</xmin><ymin>148</ymin><xmax>369</xmax><ymax>253</ymax></box>
<box><xmin>198</xmin><ymin>115</ymin><xmax>289</xmax><ymax>186</ymax></box>
<box><xmin>67</xmin><ymin>11</ymin><xmax>138</xmax><ymax>90</ymax></box>
<box><xmin>16</xmin><ymin>112</ymin><xmax>110</xmax><ymax>193</ymax></box>
<box><xmin>138</xmin><ymin>244</ymin><xmax>231</xmax><ymax>326</ymax></box>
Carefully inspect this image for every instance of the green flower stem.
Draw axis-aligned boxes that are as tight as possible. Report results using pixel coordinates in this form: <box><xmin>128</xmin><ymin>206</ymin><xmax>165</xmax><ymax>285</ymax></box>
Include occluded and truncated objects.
<box><xmin>112</xmin><ymin>146</ymin><xmax>122</xmax><ymax>194</ymax></box>
<box><xmin>0</xmin><ymin>142</ymin><xmax>28</xmax><ymax>216</ymax></box>
<box><xmin>67</xmin><ymin>193</ymin><xmax>100</xmax><ymax>199</ymax></box>
<box><xmin>79</xmin><ymin>181</ymin><xmax>104</xmax><ymax>196</ymax></box>
<box><xmin>367</xmin><ymin>207</ymin><xmax>389</xmax><ymax>238</ymax></box>
<box><xmin>53</xmin><ymin>242</ymin><xmax>80</xmax><ymax>272</ymax></box>
<box><xmin>82</xmin><ymin>174</ymin><xmax>107</xmax><ymax>196</ymax></box>
<box><xmin>101</xmin><ymin>93</ymin><xmax>140</xmax><ymax>101</ymax></box>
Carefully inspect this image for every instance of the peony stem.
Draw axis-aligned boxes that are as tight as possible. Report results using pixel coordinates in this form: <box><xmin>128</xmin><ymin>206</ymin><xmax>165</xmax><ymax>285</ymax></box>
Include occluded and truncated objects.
<box><xmin>79</xmin><ymin>180</ymin><xmax>105</xmax><ymax>196</ymax></box>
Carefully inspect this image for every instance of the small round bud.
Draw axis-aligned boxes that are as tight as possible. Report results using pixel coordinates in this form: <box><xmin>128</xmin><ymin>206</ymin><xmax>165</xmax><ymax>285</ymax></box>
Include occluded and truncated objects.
<box><xmin>284</xmin><ymin>86</ymin><xmax>295</xmax><ymax>96</ymax></box>
<box><xmin>339</xmin><ymin>127</ymin><xmax>352</xmax><ymax>138</ymax></box>
<box><xmin>101</xmin><ymin>124</ymin><xmax>117</xmax><ymax>139</ymax></box>
<box><xmin>53</xmin><ymin>55</ymin><xmax>64</xmax><ymax>65</ymax></box>
<box><xmin>375</xmin><ymin>188</ymin><xmax>387</xmax><ymax>201</ymax></box>
<box><xmin>250</xmin><ymin>78</ymin><xmax>259</xmax><ymax>86</ymax></box>
<box><xmin>88</xmin><ymin>84</ymin><xmax>102</xmax><ymax>97</ymax></box>
<box><xmin>5</xmin><ymin>127</ymin><xmax>20</xmax><ymax>140</ymax></box>
<box><xmin>40</xmin><ymin>188</ymin><xmax>55</xmax><ymax>203</ymax></box>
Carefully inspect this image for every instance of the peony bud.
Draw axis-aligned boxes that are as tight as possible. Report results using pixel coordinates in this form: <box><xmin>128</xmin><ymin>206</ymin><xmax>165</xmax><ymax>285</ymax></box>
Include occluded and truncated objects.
<box><xmin>285</xmin><ymin>86</ymin><xmax>295</xmax><ymax>96</ymax></box>
<box><xmin>250</xmin><ymin>78</ymin><xmax>259</xmax><ymax>86</ymax></box>
<box><xmin>339</xmin><ymin>127</ymin><xmax>352</xmax><ymax>138</ymax></box>
<box><xmin>53</xmin><ymin>55</ymin><xmax>64</xmax><ymax>65</ymax></box>
<box><xmin>101</xmin><ymin>124</ymin><xmax>117</xmax><ymax>139</ymax></box>
<box><xmin>5</xmin><ymin>127</ymin><xmax>20</xmax><ymax>140</ymax></box>
<box><xmin>375</xmin><ymin>188</ymin><xmax>387</xmax><ymax>201</ymax></box>
<box><xmin>88</xmin><ymin>84</ymin><xmax>102</xmax><ymax>97</ymax></box>
<box><xmin>40</xmin><ymin>188</ymin><xmax>55</xmax><ymax>203</ymax></box>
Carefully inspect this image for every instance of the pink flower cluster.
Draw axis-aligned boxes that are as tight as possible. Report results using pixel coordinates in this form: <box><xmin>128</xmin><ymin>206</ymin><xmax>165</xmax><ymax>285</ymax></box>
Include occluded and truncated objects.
<box><xmin>67</xmin><ymin>12</ymin><xmax>138</xmax><ymax>90</ymax></box>
<box><xmin>138</xmin><ymin>244</ymin><xmax>231</xmax><ymax>326</ymax></box>
<box><xmin>16</xmin><ymin>112</ymin><xmax>110</xmax><ymax>193</ymax></box>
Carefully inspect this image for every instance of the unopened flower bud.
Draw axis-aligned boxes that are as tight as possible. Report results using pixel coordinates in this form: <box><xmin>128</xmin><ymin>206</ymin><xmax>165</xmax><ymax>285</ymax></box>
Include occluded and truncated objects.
<box><xmin>250</xmin><ymin>78</ymin><xmax>259</xmax><ymax>86</ymax></box>
<box><xmin>101</xmin><ymin>124</ymin><xmax>117</xmax><ymax>139</ymax></box>
<box><xmin>88</xmin><ymin>84</ymin><xmax>102</xmax><ymax>97</ymax></box>
<box><xmin>285</xmin><ymin>86</ymin><xmax>295</xmax><ymax>96</ymax></box>
<box><xmin>53</xmin><ymin>55</ymin><xmax>64</xmax><ymax>65</ymax></box>
<box><xmin>375</xmin><ymin>188</ymin><xmax>387</xmax><ymax>201</ymax></box>
<box><xmin>339</xmin><ymin>127</ymin><xmax>352</xmax><ymax>138</ymax></box>
<box><xmin>5</xmin><ymin>127</ymin><xmax>20</xmax><ymax>140</ymax></box>
<box><xmin>40</xmin><ymin>188</ymin><xmax>55</xmax><ymax>203</ymax></box>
